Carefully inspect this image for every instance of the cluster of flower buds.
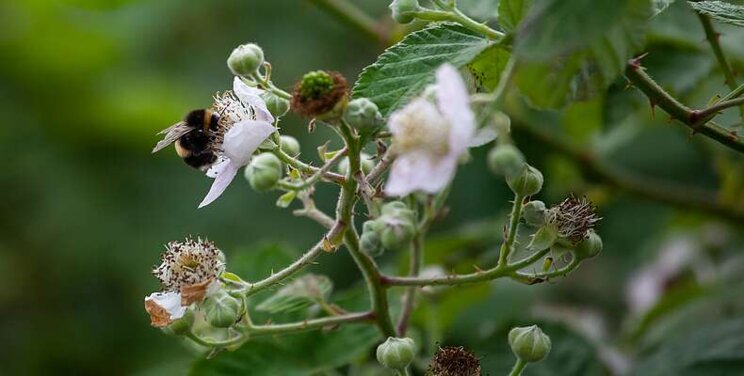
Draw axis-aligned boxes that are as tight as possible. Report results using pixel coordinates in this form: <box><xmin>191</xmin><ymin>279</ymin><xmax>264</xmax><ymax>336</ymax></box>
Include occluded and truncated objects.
<box><xmin>244</xmin><ymin>153</ymin><xmax>283</xmax><ymax>192</ymax></box>
<box><xmin>360</xmin><ymin>201</ymin><xmax>417</xmax><ymax>256</ymax></box>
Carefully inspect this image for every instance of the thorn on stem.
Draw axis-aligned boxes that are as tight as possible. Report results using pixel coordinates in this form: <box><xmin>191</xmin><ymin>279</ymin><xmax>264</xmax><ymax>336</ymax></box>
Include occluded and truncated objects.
<box><xmin>628</xmin><ymin>53</ymin><xmax>649</xmax><ymax>69</ymax></box>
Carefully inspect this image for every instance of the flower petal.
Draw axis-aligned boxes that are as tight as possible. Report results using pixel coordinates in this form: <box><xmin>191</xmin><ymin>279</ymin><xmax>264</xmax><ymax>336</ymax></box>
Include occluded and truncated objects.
<box><xmin>144</xmin><ymin>291</ymin><xmax>187</xmax><ymax>327</ymax></box>
<box><xmin>222</xmin><ymin>120</ymin><xmax>276</xmax><ymax>166</ymax></box>
<box><xmin>468</xmin><ymin>126</ymin><xmax>498</xmax><ymax>147</ymax></box>
<box><xmin>435</xmin><ymin>64</ymin><xmax>475</xmax><ymax>154</ymax></box>
<box><xmin>233</xmin><ymin>76</ymin><xmax>274</xmax><ymax>123</ymax></box>
<box><xmin>385</xmin><ymin>152</ymin><xmax>458</xmax><ymax>196</ymax></box>
<box><xmin>198</xmin><ymin>161</ymin><xmax>240</xmax><ymax>208</ymax></box>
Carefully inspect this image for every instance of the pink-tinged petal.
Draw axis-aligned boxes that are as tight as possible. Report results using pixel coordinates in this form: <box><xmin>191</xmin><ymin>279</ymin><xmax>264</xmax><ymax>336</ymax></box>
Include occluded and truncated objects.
<box><xmin>233</xmin><ymin>77</ymin><xmax>274</xmax><ymax>123</ymax></box>
<box><xmin>199</xmin><ymin>161</ymin><xmax>240</xmax><ymax>208</ymax></box>
<box><xmin>222</xmin><ymin>120</ymin><xmax>275</xmax><ymax>166</ymax></box>
<box><xmin>385</xmin><ymin>152</ymin><xmax>458</xmax><ymax>196</ymax></box>
<box><xmin>468</xmin><ymin>126</ymin><xmax>498</xmax><ymax>147</ymax></box>
<box><xmin>435</xmin><ymin>64</ymin><xmax>475</xmax><ymax>154</ymax></box>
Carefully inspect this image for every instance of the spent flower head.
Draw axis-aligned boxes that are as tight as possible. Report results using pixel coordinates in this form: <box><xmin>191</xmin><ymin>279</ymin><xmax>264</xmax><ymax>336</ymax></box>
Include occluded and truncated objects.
<box><xmin>428</xmin><ymin>345</ymin><xmax>481</xmax><ymax>376</ymax></box>
<box><xmin>547</xmin><ymin>196</ymin><xmax>601</xmax><ymax>244</ymax></box>
<box><xmin>291</xmin><ymin>70</ymin><xmax>348</xmax><ymax>118</ymax></box>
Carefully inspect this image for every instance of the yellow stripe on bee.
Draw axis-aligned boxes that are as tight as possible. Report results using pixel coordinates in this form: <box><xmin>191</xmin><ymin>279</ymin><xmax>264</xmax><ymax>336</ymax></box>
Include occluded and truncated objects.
<box><xmin>203</xmin><ymin>110</ymin><xmax>212</xmax><ymax>131</ymax></box>
<box><xmin>175</xmin><ymin>140</ymin><xmax>190</xmax><ymax>158</ymax></box>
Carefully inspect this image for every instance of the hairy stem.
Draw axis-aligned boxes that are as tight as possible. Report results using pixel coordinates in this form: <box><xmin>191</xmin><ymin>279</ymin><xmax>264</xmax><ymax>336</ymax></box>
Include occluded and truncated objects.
<box><xmin>508</xmin><ymin>358</ymin><xmax>528</xmax><ymax>376</ymax></box>
<box><xmin>416</xmin><ymin>9</ymin><xmax>504</xmax><ymax>40</ymax></box>
<box><xmin>498</xmin><ymin>192</ymin><xmax>525</xmax><ymax>267</ymax></box>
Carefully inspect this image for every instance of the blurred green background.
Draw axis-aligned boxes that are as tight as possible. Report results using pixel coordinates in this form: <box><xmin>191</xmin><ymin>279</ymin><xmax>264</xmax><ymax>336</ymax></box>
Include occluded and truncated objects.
<box><xmin>1</xmin><ymin>0</ymin><xmax>744</xmax><ymax>375</ymax></box>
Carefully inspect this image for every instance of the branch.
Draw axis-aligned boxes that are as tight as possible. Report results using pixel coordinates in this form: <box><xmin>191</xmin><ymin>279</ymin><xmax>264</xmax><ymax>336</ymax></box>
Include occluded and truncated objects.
<box><xmin>306</xmin><ymin>0</ymin><xmax>390</xmax><ymax>44</ymax></box>
<box><xmin>625</xmin><ymin>61</ymin><xmax>744</xmax><ymax>153</ymax></box>
<box><xmin>514</xmin><ymin>120</ymin><xmax>744</xmax><ymax>223</ymax></box>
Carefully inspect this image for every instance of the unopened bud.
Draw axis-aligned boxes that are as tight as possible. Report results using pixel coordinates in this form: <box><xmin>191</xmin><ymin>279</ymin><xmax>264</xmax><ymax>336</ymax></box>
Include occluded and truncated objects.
<box><xmin>573</xmin><ymin>230</ymin><xmax>602</xmax><ymax>259</ymax></box>
<box><xmin>279</xmin><ymin>135</ymin><xmax>301</xmax><ymax>156</ymax></box>
<box><xmin>508</xmin><ymin>325</ymin><xmax>551</xmax><ymax>363</ymax></box>
<box><xmin>260</xmin><ymin>91</ymin><xmax>290</xmax><ymax>117</ymax></box>
<box><xmin>361</xmin><ymin>220</ymin><xmax>384</xmax><ymax>256</ymax></box>
<box><xmin>344</xmin><ymin>98</ymin><xmax>383</xmax><ymax>136</ymax></box>
<box><xmin>379</xmin><ymin>202</ymin><xmax>416</xmax><ymax>250</ymax></box>
<box><xmin>389</xmin><ymin>0</ymin><xmax>421</xmax><ymax>24</ymax></box>
<box><xmin>487</xmin><ymin>144</ymin><xmax>526</xmax><ymax>179</ymax></box>
<box><xmin>507</xmin><ymin>165</ymin><xmax>543</xmax><ymax>197</ymax></box>
<box><xmin>337</xmin><ymin>153</ymin><xmax>374</xmax><ymax>175</ymax></box>
<box><xmin>227</xmin><ymin>43</ymin><xmax>264</xmax><ymax>76</ymax></box>
<box><xmin>245</xmin><ymin>153</ymin><xmax>283</xmax><ymax>192</ymax></box>
<box><xmin>376</xmin><ymin>337</ymin><xmax>416</xmax><ymax>370</ymax></box>
<box><xmin>522</xmin><ymin>200</ymin><xmax>547</xmax><ymax>226</ymax></box>
<box><xmin>202</xmin><ymin>291</ymin><xmax>243</xmax><ymax>328</ymax></box>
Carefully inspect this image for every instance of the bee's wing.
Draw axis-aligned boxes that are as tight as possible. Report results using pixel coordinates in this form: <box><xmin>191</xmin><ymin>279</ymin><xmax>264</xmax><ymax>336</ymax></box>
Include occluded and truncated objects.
<box><xmin>152</xmin><ymin>122</ymin><xmax>192</xmax><ymax>153</ymax></box>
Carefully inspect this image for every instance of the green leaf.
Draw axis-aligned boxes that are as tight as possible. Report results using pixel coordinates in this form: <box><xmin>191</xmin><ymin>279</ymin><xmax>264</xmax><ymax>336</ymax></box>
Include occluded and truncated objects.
<box><xmin>652</xmin><ymin>0</ymin><xmax>676</xmax><ymax>17</ymax></box>
<box><xmin>190</xmin><ymin>325</ymin><xmax>379</xmax><ymax>375</ymax></box>
<box><xmin>468</xmin><ymin>45</ymin><xmax>512</xmax><ymax>92</ymax></box>
<box><xmin>256</xmin><ymin>274</ymin><xmax>333</xmax><ymax>314</ymax></box>
<box><xmin>498</xmin><ymin>0</ymin><xmax>533</xmax><ymax>32</ymax></box>
<box><xmin>633</xmin><ymin>318</ymin><xmax>744</xmax><ymax>376</ymax></box>
<box><xmin>352</xmin><ymin>24</ymin><xmax>491</xmax><ymax>117</ymax></box>
<box><xmin>276</xmin><ymin>191</ymin><xmax>296</xmax><ymax>208</ymax></box>
<box><xmin>689</xmin><ymin>1</ymin><xmax>744</xmax><ymax>27</ymax></box>
<box><xmin>513</xmin><ymin>0</ymin><xmax>651</xmax><ymax>108</ymax></box>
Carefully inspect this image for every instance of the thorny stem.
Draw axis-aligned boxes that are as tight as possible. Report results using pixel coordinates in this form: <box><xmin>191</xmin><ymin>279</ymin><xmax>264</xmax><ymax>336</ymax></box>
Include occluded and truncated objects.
<box><xmin>514</xmin><ymin>120</ymin><xmax>744</xmax><ymax>223</ymax></box>
<box><xmin>338</xmin><ymin>121</ymin><xmax>398</xmax><ymax>338</ymax></box>
<box><xmin>498</xmin><ymin>192</ymin><xmax>525</xmax><ymax>267</ymax></box>
<box><xmin>625</xmin><ymin>61</ymin><xmax>744</xmax><ymax>153</ymax></box>
<box><xmin>306</xmin><ymin>0</ymin><xmax>391</xmax><ymax>44</ymax></box>
<box><xmin>279</xmin><ymin>147</ymin><xmax>348</xmax><ymax>190</ymax></box>
<box><xmin>272</xmin><ymin>148</ymin><xmax>346</xmax><ymax>184</ymax></box>
<box><xmin>697</xmin><ymin>13</ymin><xmax>744</xmax><ymax>122</ymax></box>
<box><xmin>243</xmin><ymin>239</ymin><xmax>327</xmax><ymax>296</ymax></box>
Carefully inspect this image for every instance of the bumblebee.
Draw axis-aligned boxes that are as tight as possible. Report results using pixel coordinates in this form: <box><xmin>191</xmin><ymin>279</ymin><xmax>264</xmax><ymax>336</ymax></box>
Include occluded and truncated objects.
<box><xmin>153</xmin><ymin>109</ymin><xmax>221</xmax><ymax>170</ymax></box>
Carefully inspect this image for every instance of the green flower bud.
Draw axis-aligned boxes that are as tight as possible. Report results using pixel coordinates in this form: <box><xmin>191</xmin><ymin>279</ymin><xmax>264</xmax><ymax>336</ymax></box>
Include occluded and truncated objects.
<box><xmin>344</xmin><ymin>98</ymin><xmax>383</xmax><ymax>136</ymax></box>
<box><xmin>227</xmin><ymin>43</ymin><xmax>264</xmax><ymax>76</ymax></box>
<box><xmin>378</xmin><ymin>202</ymin><xmax>416</xmax><ymax>250</ymax></box>
<box><xmin>337</xmin><ymin>153</ymin><xmax>374</xmax><ymax>175</ymax></box>
<box><xmin>522</xmin><ymin>200</ymin><xmax>547</xmax><ymax>227</ymax></box>
<box><xmin>376</xmin><ymin>337</ymin><xmax>416</xmax><ymax>370</ymax></box>
<box><xmin>245</xmin><ymin>153</ymin><xmax>283</xmax><ymax>192</ymax></box>
<box><xmin>361</xmin><ymin>227</ymin><xmax>384</xmax><ymax>257</ymax></box>
<box><xmin>508</xmin><ymin>325</ymin><xmax>551</xmax><ymax>363</ymax></box>
<box><xmin>161</xmin><ymin>309</ymin><xmax>194</xmax><ymax>336</ymax></box>
<box><xmin>279</xmin><ymin>135</ymin><xmax>301</xmax><ymax>156</ymax></box>
<box><xmin>202</xmin><ymin>291</ymin><xmax>243</xmax><ymax>328</ymax></box>
<box><xmin>487</xmin><ymin>144</ymin><xmax>526</xmax><ymax>179</ymax></box>
<box><xmin>573</xmin><ymin>230</ymin><xmax>603</xmax><ymax>260</ymax></box>
<box><xmin>389</xmin><ymin>0</ymin><xmax>421</xmax><ymax>24</ymax></box>
<box><xmin>260</xmin><ymin>90</ymin><xmax>290</xmax><ymax>118</ymax></box>
<box><xmin>507</xmin><ymin>165</ymin><xmax>543</xmax><ymax>197</ymax></box>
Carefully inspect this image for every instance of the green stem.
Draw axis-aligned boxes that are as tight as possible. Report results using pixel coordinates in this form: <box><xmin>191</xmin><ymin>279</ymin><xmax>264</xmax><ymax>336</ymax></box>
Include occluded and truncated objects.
<box><xmin>508</xmin><ymin>358</ymin><xmax>528</xmax><ymax>376</ymax></box>
<box><xmin>306</xmin><ymin>0</ymin><xmax>389</xmax><ymax>44</ymax></box>
<box><xmin>697</xmin><ymin>13</ymin><xmax>744</xmax><ymax>122</ymax></box>
<box><xmin>278</xmin><ymin>147</ymin><xmax>348</xmax><ymax>190</ymax></box>
<box><xmin>498</xmin><ymin>192</ymin><xmax>525</xmax><ymax>267</ymax></box>
<box><xmin>244</xmin><ymin>240</ymin><xmax>327</xmax><ymax>296</ymax></box>
<box><xmin>511</xmin><ymin>256</ymin><xmax>580</xmax><ymax>284</ymax></box>
<box><xmin>625</xmin><ymin>63</ymin><xmax>744</xmax><ymax>153</ymax></box>
<box><xmin>249</xmin><ymin>311</ymin><xmax>374</xmax><ymax>336</ymax></box>
<box><xmin>338</xmin><ymin>121</ymin><xmax>397</xmax><ymax>337</ymax></box>
<box><xmin>416</xmin><ymin>9</ymin><xmax>504</xmax><ymax>40</ymax></box>
<box><xmin>272</xmin><ymin>148</ymin><xmax>346</xmax><ymax>184</ymax></box>
<box><xmin>514</xmin><ymin>119</ymin><xmax>744</xmax><ymax>223</ymax></box>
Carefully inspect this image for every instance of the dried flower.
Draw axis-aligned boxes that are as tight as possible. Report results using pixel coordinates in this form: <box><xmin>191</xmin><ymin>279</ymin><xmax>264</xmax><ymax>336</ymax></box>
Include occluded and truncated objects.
<box><xmin>428</xmin><ymin>345</ymin><xmax>481</xmax><ymax>376</ymax></box>
<box><xmin>547</xmin><ymin>196</ymin><xmax>601</xmax><ymax>244</ymax></box>
<box><xmin>291</xmin><ymin>70</ymin><xmax>348</xmax><ymax>118</ymax></box>
<box><xmin>145</xmin><ymin>237</ymin><xmax>226</xmax><ymax>327</ymax></box>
